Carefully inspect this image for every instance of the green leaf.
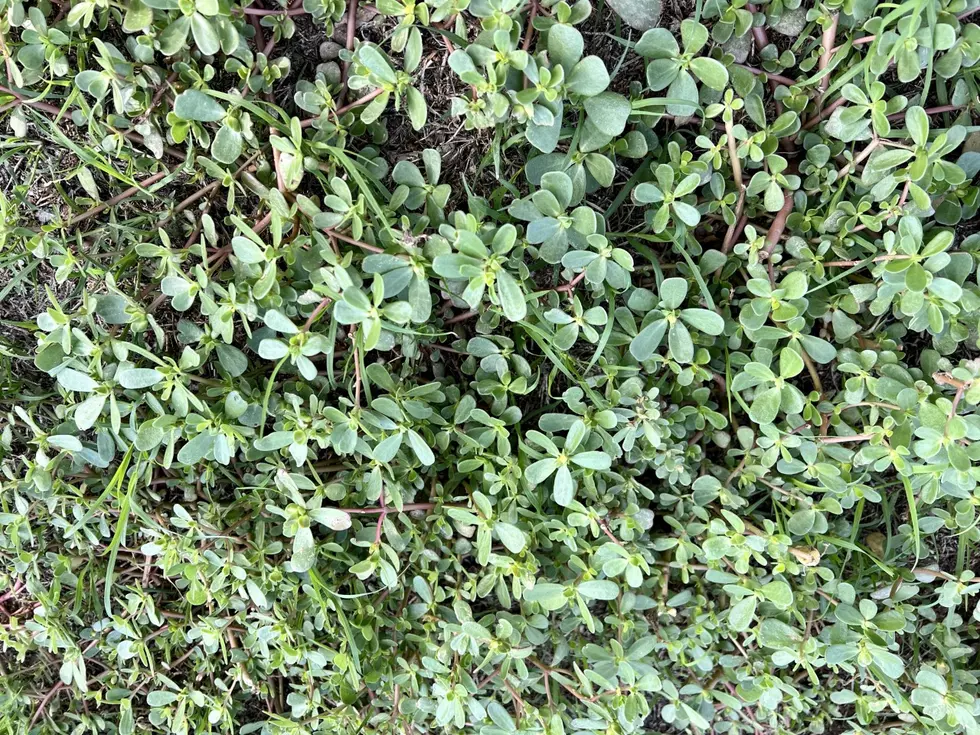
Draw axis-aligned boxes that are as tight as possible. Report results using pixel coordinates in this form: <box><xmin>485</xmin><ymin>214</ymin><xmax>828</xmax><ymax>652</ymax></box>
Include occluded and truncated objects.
<box><xmin>630</xmin><ymin>319</ymin><xmax>667</xmax><ymax>361</ymax></box>
<box><xmin>146</xmin><ymin>691</ymin><xmax>178</xmax><ymax>707</ymax></box>
<box><xmin>58</xmin><ymin>368</ymin><xmax>99</xmax><ymax>392</ymax></box>
<box><xmin>405</xmin><ymin>85</ymin><xmax>427</xmax><ymax>131</ymax></box>
<box><xmin>634</xmin><ymin>28</ymin><xmax>679</xmax><ymax>59</ymax></box>
<box><xmin>525</xmin><ymin>458</ymin><xmax>558</xmax><ymax>485</ymax></box>
<box><xmin>496</xmin><ymin>270</ymin><xmax>526</xmax><ymax>322</ymax></box>
<box><xmin>190</xmin><ymin>12</ymin><xmax>219</xmax><ymax>55</ymax></box>
<box><xmin>577</xmin><ymin>580</ymin><xmax>619</xmax><ymax>600</ymax></box>
<box><xmin>567</xmin><ymin>56</ymin><xmax>610</xmax><ymax>97</ymax></box>
<box><xmin>495</xmin><ymin>522</ymin><xmax>526</xmax><ymax>554</ymax></box>
<box><xmin>667</xmin><ymin>319</ymin><xmax>694</xmax><ymax>363</ymax></box>
<box><xmin>258</xmin><ymin>339</ymin><xmax>289</xmax><ymax>360</ymax></box>
<box><xmin>760</xmin><ymin>580</ymin><xmax>793</xmax><ymax>608</ymax></box>
<box><xmin>672</xmin><ymin>200</ymin><xmax>701</xmax><ymax>227</ymax></box>
<box><xmin>117</xmin><ymin>368</ymin><xmax>163</xmax><ymax>390</ymax></box>
<box><xmin>787</xmin><ymin>508</ymin><xmax>816</xmax><ymax>536</ymax></box>
<box><xmin>264</xmin><ymin>310</ymin><xmax>298</xmax><ymax>334</ymax></box>
<box><xmin>749</xmin><ymin>386</ymin><xmax>781</xmax><ymax>425</ymax></box>
<box><xmin>728</xmin><ymin>595</ymin><xmax>757</xmax><ymax>632</ymax></box>
<box><xmin>178</xmin><ymin>432</ymin><xmax>214</xmax><ymax>464</ymax></box>
<box><xmin>666</xmin><ymin>70</ymin><xmax>699</xmax><ymax>116</ymax></box>
<box><xmin>570</xmin><ymin>451</ymin><xmax>611</xmax><ymax>470</ymax></box>
<box><xmin>689</xmin><ymin>56</ymin><xmax>729</xmax><ymax>91</ymax></box>
<box><xmin>524</xmin><ymin>582</ymin><xmax>567</xmax><ymax>610</ymax></box>
<box><xmin>292</xmin><ymin>526</ymin><xmax>316</xmax><ymax>572</ymax></box>
<box><xmin>799</xmin><ymin>334</ymin><xmax>837</xmax><ymax>364</ymax></box>
<box><xmin>74</xmin><ymin>394</ymin><xmax>106</xmax><ymax>430</ymax></box>
<box><xmin>906</xmin><ymin>105</ymin><xmax>929</xmax><ymax>146</ymax></box>
<box><xmin>584</xmin><ymin>93</ymin><xmax>631</xmax><ymax>137</ymax></box>
<box><xmin>548</xmin><ymin>23</ymin><xmax>584</xmax><ymax>70</ymax></box>
<box><xmin>553</xmin><ymin>465</ymin><xmax>574</xmax><ymax>505</ymax></box>
<box><xmin>232</xmin><ymin>236</ymin><xmax>266</xmax><ymax>264</ymax></box>
<box><xmin>373</xmin><ymin>432</ymin><xmax>403</xmax><ymax>462</ymax></box>
<box><xmin>158</xmin><ymin>16</ymin><xmax>191</xmax><ymax>56</ymax></box>
<box><xmin>173</xmin><ymin>89</ymin><xmax>225</xmax><ymax>122</ymax></box>
<box><xmin>309</xmin><ymin>508</ymin><xmax>352</xmax><ymax>531</ymax></box>
<box><xmin>679</xmin><ymin>308</ymin><xmax>724</xmax><ymax>335</ymax></box>
<box><xmin>254</xmin><ymin>431</ymin><xmax>294</xmax><ymax>451</ymax></box>
<box><xmin>407</xmin><ymin>429</ymin><xmax>435</xmax><ymax>466</ymax></box>
<box><xmin>358</xmin><ymin>45</ymin><xmax>397</xmax><ymax>84</ymax></box>
<box><xmin>212</xmin><ymin>124</ymin><xmax>243</xmax><ymax>164</ymax></box>
<box><xmin>659</xmin><ymin>277</ymin><xmax>689</xmax><ymax>309</ymax></box>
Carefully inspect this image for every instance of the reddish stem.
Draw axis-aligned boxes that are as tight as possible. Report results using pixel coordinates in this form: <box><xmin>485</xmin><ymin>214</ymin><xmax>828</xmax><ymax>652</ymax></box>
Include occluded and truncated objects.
<box><xmin>302</xmin><ymin>297</ymin><xmax>333</xmax><ymax>331</ymax></box>
<box><xmin>67</xmin><ymin>170</ymin><xmax>170</xmax><ymax>228</ymax></box>
<box><xmin>273</xmin><ymin>147</ymin><xmax>286</xmax><ymax>192</ymax></box>
<box><xmin>832</xmin><ymin>34</ymin><xmax>876</xmax><ymax>53</ymax></box>
<box><xmin>339</xmin><ymin>0</ymin><xmax>360</xmax><ymax>105</ymax></box>
<box><xmin>444</xmin><ymin>310</ymin><xmax>478</xmax><ymax>325</ymax></box>
<box><xmin>325</xmin><ymin>229</ymin><xmax>384</xmax><ymax>253</ymax></box>
<box><xmin>352</xmin><ymin>344</ymin><xmax>362</xmax><ymax>407</ymax></box>
<box><xmin>373</xmin><ymin>492</ymin><xmax>387</xmax><ymax>544</ymax></box>
<box><xmin>300</xmin><ymin>87</ymin><xmax>385</xmax><ymax>128</ymax></box>
<box><xmin>249</xmin><ymin>13</ymin><xmax>267</xmax><ymax>52</ymax></box>
<box><xmin>237</xmin><ymin>5</ymin><xmax>309</xmax><ymax>15</ymax></box>
<box><xmin>836</xmin><ymin>138</ymin><xmax>879</xmax><ymax>181</ymax></box>
<box><xmin>744</xmin><ymin>3</ymin><xmax>769</xmax><ymax>53</ymax></box>
<box><xmin>555</xmin><ymin>270</ymin><xmax>587</xmax><ymax>294</ymax></box>
<box><xmin>0</xmin><ymin>85</ymin><xmax>60</xmax><ymax>115</ymax></box>
<box><xmin>522</xmin><ymin>0</ymin><xmax>539</xmax><ymax>52</ymax></box>
<box><xmin>821</xmin><ymin>254</ymin><xmax>911</xmax><ymax>267</ymax></box>
<box><xmin>735</xmin><ymin>64</ymin><xmax>796</xmax><ymax>87</ymax></box>
<box><xmin>886</xmin><ymin>104</ymin><xmax>965</xmax><ymax>121</ymax></box>
<box><xmin>818</xmin><ymin>13</ymin><xmax>839</xmax><ymax>107</ymax></box>
<box><xmin>817</xmin><ymin>434</ymin><xmax>874</xmax><ymax>444</ymax></box>
<box><xmin>138</xmin><ymin>71</ymin><xmax>178</xmax><ymax>124</ymax></box>
<box><xmin>721</xmin><ymin>181</ymin><xmax>747</xmax><ymax>255</ymax></box>
<box><xmin>898</xmin><ymin>179</ymin><xmax>911</xmax><ymax>208</ymax></box>
<box><xmin>0</xmin><ymin>579</ymin><xmax>24</xmax><ymax>603</ymax></box>
<box><xmin>764</xmin><ymin>192</ymin><xmax>794</xmax><ymax>286</ymax></box>
<box><xmin>803</xmin><ymin>95</ymin><xmax>847</xmax><ymax>129</ymax></box>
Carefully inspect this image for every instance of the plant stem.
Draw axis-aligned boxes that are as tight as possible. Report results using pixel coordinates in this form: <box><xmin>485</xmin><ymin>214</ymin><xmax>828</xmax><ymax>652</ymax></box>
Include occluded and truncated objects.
<box><xmin>803</xmin><ymin>95</ymin><xmax>847</xmax><ymax>129</ymax></box>
<box><xmin>816</xmin><ymin>433</ymin><xmax>874</xmax><ymax>444</ymax></box>
<box><xmin>885</xmin><ymin>104</ymin><xmax>965</xmax><ymax>121</ymax></box>
<box><xmin>800</xmin><ymin>347</ymin><xmax>823</xmax><ymax>395</ymax></box>
<box><xmin>522</xmin><ymin>0</ymin><xmax>539</xmax><ymax>52</ymax></box>
<box><xmin>325</xmin><ymin>229</ymin><xmax>384</xmax><ymax>253</ymax></box>
<box><xmin>725</xmin><ymin>118</ymin><xmax>743</xmax><ymax>191</ymax></box>
<box><xmin>821</xmin><ymin>253</ymin><xmax>911</xmax><ymax>267</ymax></box>
<box><xmin>817</xmin><ymin>13</ymin><xmax>839</xmax><ymax>108</ymax></box>
<box><xmin>302</xmin><ymin>297</ymin><xmax>333</xmax><ymax>331</ymax></box>
<box><xmin>339</xmin><ymin>0</ymin><xmax>360</xmax><ymax>105</ymax></box>
<box><xmin>237</xmin><ymin>5</ymin><xmax>309</xmax><ymax>15</ymax></box>
<box><xmin>734</xmin><ymin>64</ymin><xmax>796</xmax><ymax>87</ymax></box>
<box><xmin>258</xmin><ymin>357</ymin><xmax>287</xmax><ymax>438</ymax></box>
<box><xmin>555</xmin><ymin>270</ymin><xmax>587</xmax><ymax>294</ymax></box>
<box><xmin>67</xmin><ymin>170</ymin><xmax>170</xmax><ymax>228</ymax></box>
<box><xmin>300</xmin><ymin>88</ymin><xmax>385</xmax><ymax>128</ymax></box>
<box><xmin>836</xmin><ymin>138</ymin><xmax>879</xmax><ymax>181</ymax></box>
<box><xmin>763</xmin><ymin>192</ymin><xmax>794</xmax><ymax>286</ymax></box>
<box><xmin>444</xmin><ymin>310</ymin><xmax>478</xmax><ymax>325</ymax></box>
<box><xmin>744</xmin><ymin>3</ymin><xmax>769</xmax><ymax>53</ymax></box>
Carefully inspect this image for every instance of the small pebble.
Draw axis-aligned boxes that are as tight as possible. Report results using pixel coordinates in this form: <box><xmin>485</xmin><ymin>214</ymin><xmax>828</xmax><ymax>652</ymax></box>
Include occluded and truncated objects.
<box><xmin>318</xmin><ymin>62</ymin><xmax>342</xmax><ymax>85</ymax></box>
<box><xmin>772</xmin><ymin>8</ymin><xmax>806</xmax><ymax>36</ymax></box>
<box><xmin>320</xmin><ymin>41</ymin><xmax>342</xmax><ymax>60</ymax></box>
<box><xmin>724</xmin><ymin>32</ymin><xmax>752</xmax><ymax>64</ymax></box>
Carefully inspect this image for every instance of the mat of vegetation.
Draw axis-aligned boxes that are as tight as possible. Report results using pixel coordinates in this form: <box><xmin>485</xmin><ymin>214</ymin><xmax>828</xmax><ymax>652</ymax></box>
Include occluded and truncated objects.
<box><xmin>1</xmin><ymin>0</ymin><xmax>980</xmax><ymax>732</ymax></box>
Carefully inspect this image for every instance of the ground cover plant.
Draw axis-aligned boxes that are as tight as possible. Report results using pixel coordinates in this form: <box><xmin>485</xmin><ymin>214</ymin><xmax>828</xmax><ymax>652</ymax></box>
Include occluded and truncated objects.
<box><xmin>2</xmin><ymin>0</ymin><xmax>980</xmax><ymax>732</ymax></box>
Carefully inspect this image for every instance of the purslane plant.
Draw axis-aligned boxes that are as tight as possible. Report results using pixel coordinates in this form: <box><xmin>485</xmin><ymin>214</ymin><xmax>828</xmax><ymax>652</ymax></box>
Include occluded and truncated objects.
<box><xmin>2</xmin><ymin>0</ymin><xmax>980</xmax><ymax>734</ymax></box>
